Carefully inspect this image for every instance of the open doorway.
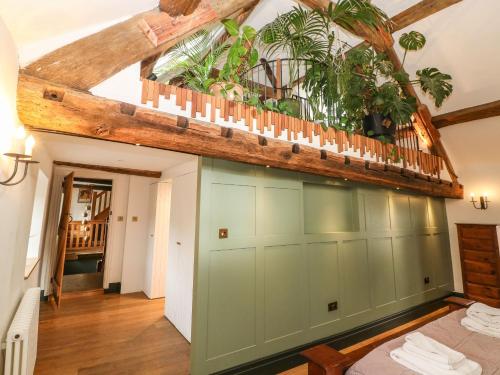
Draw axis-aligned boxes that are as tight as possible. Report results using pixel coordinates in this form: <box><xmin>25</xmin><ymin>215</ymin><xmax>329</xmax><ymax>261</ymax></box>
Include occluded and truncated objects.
<box><xmin>62</xmin><ymin>177</ymin><xmax>113</xmax><ymax>293</ymax></box>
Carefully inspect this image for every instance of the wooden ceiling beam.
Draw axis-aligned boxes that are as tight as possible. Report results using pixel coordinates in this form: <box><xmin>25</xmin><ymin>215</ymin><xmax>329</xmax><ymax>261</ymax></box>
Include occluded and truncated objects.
<box><xmin>432</xmin><ymin>100</ymin><xmax>500</xmax><ymax>129</ymax></box>
<box><xmin>160</xmin><ymin>0</ymin><xmax>201</xmax><ymax>17</ymax></box>
<box><xmin>294</xmin><ymin>0</ymin><xmax>459</xmax><ymax>182</ymax></box>
<box><xmin>293</xmin><ymin>0</ymin><xmax>393</xmax><ymax>52</ymax></box>
<box><xmin>53</xmin><ymin>161</ymin><xmax>162</xmax><ymax>178</ymax></box>
<box><xmin>141</xmin><ymin>1</ymin><xmax>259</xmax><ymax>80</ymax></box>
<box><xmin>391</xmin><ymin>0</ymin><xmax>462</xmax><ymax>32</ymax></box>
<box><xmin>24</xmin><ymin>0</ymin><xmax>257</xmax><ymax>91</ymax></box>
<box><xmin>17</xmin><ymin>73</ymin><xmax>463</xmax><ymax>199</ymax></box>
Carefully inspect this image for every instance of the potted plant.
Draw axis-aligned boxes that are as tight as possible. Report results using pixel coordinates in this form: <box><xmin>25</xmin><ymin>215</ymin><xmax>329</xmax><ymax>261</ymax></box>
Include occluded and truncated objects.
<box><xmin>210</xmin><ymin>19</ymin><xmax>259</xmax><ymax>100</ymax></box>
<box><xmin>339</xmin><ymin>31</ymin><xmax>453</xmax><ymax>140</ymax></box>
<box><xmin>258</xmin><ymin>1</ymin><xmax>391</xmax><ymax>131</ymax></box>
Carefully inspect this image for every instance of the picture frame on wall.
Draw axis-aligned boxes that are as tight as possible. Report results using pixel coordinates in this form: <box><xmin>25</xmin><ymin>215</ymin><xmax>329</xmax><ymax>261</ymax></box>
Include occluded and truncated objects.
<box><xmin>77</xmin><ymin>187</ymin><xmax>92</xmax><ymax>203</ymax></box>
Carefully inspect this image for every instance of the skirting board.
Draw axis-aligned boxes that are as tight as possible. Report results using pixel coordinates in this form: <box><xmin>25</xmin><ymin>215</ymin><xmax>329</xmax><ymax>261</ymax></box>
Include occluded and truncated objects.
<box><xmin>104</xmin><ymin>282</ymin><xmax>121</xmax><ymax>294</ymax></box>
<box><xmin>216</xmin><ymin>295</ymin><xmax>453</xmax><ymax>375</ymax></box>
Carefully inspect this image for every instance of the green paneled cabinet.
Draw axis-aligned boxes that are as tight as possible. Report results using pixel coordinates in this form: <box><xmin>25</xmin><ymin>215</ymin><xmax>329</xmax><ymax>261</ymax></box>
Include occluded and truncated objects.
<box><xmin>191</xmin><ymin>159</ymin><xmax>453</xmax><ymax>374</ymax></box>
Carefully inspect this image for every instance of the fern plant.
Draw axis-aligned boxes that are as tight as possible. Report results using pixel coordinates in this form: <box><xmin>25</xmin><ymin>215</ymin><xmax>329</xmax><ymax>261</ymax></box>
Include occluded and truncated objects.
<box><xmin>258</xmin><ymin>0</ymin><xmax>392</xmax><ymax>130</ymax></box>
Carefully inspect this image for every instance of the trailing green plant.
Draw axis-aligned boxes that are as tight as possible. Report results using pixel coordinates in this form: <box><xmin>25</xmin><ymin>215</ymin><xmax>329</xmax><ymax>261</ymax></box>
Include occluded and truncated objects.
<box><xmin>339</xmin><ymin>30</ymin><xmax>453</xmax><ymax>131</ymax></box>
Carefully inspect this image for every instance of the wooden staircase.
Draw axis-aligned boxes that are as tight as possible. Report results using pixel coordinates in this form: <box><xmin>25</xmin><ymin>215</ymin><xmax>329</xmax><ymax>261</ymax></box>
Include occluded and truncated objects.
<box><xmin>92</xmin><ymin>190</ymin><xmax>111</xmax><ymax>220</ymax></box>
<box><xmin>66</xmin><ymin>190</ymin><xmax>111</xmax><ymax>259</ymax></box>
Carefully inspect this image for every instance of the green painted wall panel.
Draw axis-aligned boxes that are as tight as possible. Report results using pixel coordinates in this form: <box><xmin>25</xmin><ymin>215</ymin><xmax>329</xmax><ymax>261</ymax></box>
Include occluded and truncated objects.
<box><xmin>340</xmin><ymin>240</ymin><xmax>371</xmax><ymax>317</ymax></box>
<box><xmin>264</xmin><ymin>244</ymin><xmax>304</xmax><ymax>342</ymax></box>
<box><xmin>368</xmin><ymin>237</ymin><xmax>397</xmax><ymax>308</ymax></box>
<box><xmin>390</xmin><ymin>195</ymin><xmax>412</xmax><ymax>230</ymax></box>
<box><xmin>410</xmin><ymin>196</ymin><xmax>429</xmax><ymax>229</ymax></box>
<box><xmin>308</xmin><ymin>242</ymin><xmax>340</xmax><ymax>328</ymax></box>
<box><xmin>210</xmin><ymin>184</ymin><xmax>256</xmax><ymax>240</ymax></box>
<box><xmin>207</xmin><ymin>248</ymin><xmax>257</xmax><ymax>359</ymax></box>
<box><xmin>191</xmin><ymin>159</ymin><xmax>453</xmax><ymax>374</ymax></box>
<box><xmin>263</xmin><ymin>188</ymin><xmax>301</xmax><ymax>236</ymax></box>
<box><xmin>364</xmin><ymin>193</ymin><xmax>391</xmax><ymax>232</ymax></box>
<box><xmin>303</xmin><ymin>183</ymin><xmax>358</xmax><ymax>233</ymax></box>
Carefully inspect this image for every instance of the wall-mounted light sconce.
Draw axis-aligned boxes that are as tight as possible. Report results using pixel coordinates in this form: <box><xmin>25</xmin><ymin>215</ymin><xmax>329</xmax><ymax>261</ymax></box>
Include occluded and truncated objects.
<box><xmin>1</xmin><ymin>126</ymin><xmax>39</xmax><ymax>186</ymax></box>
<box><xmin>470</xmin><ymin>192</ymin><xmax>489</xmax><ymax>210</ymax></box>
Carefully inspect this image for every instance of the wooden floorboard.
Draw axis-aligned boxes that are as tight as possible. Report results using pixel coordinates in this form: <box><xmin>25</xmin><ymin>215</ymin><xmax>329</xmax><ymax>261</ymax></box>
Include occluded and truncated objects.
<box><xmin>35</xmin><ymin>291</ymin><xmax>190</xmax><ymax>375</ymax></box>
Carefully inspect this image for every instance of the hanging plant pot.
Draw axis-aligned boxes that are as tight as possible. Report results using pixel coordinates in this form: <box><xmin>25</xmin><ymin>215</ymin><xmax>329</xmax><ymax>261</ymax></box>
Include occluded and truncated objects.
<box><xmin>210</xmin><ymin>82</ymin><xmax>244</xmax><ymax>101</ymax></box>
<box><xmin>278</xmin><ymin>97</ymin><xmax>301</xmax><ymax>117</ymax></box>
<box><xmin>362</xmin><ymin>113</ymin><xmax>396</xmax><ymax>139</ymax></box>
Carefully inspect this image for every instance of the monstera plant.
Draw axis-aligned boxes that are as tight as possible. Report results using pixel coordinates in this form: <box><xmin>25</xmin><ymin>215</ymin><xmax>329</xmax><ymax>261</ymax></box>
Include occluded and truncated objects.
<box><xmin>339</xmin><ymin>30</ymin><xmax>453</xmax><ymax>140</ymax></box>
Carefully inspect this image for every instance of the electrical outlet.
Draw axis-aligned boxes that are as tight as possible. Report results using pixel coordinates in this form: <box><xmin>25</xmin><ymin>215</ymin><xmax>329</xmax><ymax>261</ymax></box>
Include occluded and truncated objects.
<box><xmin>328</xmin><ymin>301</ymin><xmax>338</xmax><ymax>312</ymax></box>
<box><xmin>424</xmin><ymin>276</ymin><xmax>430</xmax><ymax>284</ymax></box>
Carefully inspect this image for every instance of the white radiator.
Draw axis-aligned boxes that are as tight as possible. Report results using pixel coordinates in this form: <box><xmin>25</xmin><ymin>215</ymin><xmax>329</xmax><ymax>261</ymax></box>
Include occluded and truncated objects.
<box><xmin>4</xmin><ymin>287</ymin><xmax>40</xmax><ymax>375</ymax></box>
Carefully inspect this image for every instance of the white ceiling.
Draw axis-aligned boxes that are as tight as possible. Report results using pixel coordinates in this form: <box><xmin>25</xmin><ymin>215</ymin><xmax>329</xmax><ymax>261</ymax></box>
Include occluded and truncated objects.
<box><xmin>36</xmin><ymin>132</ymin><xmax>195</xmax><ymax>172</ymax></box>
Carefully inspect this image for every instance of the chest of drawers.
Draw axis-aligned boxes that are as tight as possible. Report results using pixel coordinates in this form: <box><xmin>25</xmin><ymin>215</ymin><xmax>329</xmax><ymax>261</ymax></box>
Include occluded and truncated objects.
<box><xmin>457</xmin><ymin>224</ymin><xmax>500</xmax><ymax>307</ymax></box>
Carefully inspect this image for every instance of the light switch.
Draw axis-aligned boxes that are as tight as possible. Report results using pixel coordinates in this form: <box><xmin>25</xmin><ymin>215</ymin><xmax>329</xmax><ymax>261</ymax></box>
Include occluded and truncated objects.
<box><xmin>132</xmin><ymin>216</ymin><xmax>139</xmax><ymax>222</ymax></box>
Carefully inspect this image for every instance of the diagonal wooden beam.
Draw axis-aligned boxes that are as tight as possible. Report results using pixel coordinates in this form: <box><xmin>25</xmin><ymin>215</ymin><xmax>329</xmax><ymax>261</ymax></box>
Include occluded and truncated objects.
<box><xmin>293</xmin><ymin>0</ymin><xmax>393</xmax><ymax>52</ymax></box>
<box><xmin>160</xmin><ymin>0</ymin><xmax>201</xmax><ymax>17</ymax></box>
<box><xmin>295</xmin><ymin>0</ymin><xmax>459</xmax><ymax>182</ymax></box>
<box><xmin>391</xmin><ymin>0</ymin><xmax>462</xmax><ymax>32</ymax></box>
<box><xmin>432</xmin><ymin>100</ymin><xmax>500</xmax><ymax>129</ymax></box>
<box><xmin>24</xmin><ymin>0</ymin><xmax>257</xmax><ymax>91</ymax></box>
<box><xmin>17</xmin><ymin>73</ymin><xmax>462</xmax><ymax>199</ymax></box>
<box><xmin>141</xmin><ymin>1</ymin><xmax>259</xmax><ymax>80</ymax></box>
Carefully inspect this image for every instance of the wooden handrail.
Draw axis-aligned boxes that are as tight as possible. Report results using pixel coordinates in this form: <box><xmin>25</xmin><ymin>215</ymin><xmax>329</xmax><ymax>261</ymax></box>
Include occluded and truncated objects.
<box><xmin>91</xmin><ymin>191</ymin><xmax>111</xmax><ymax>220</ymax></box>
<box><xmin>66</xmin><ymin>220</ymin><xmax>108</xmax><ymax>254</ymax></box>
<box><xmin>141</xmin><ymin>79</ymin><xmax>445</xmax><ymax>179</ymax></box>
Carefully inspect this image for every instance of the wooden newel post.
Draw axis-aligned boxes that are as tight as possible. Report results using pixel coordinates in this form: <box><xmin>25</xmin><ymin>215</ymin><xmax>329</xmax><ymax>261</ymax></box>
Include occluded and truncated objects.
<box><xmin>301</xmin><ymin>345</ymin><xmax>351</xmax><ymax>375</ymax></box>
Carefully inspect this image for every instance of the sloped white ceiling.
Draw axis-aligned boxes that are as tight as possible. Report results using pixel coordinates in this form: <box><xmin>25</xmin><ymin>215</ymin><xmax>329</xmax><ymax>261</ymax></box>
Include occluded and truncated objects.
<box><xmin>0</xmin><ymin>0</ymin><xmax>158</xmax><ymax>65</ymax></box>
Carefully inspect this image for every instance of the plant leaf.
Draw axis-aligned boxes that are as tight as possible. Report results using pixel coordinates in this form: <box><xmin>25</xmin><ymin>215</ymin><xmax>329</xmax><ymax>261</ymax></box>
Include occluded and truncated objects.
<box><xmin>242</xmin><ymin>25</ymin><xmax>257</xmax><ymax>42</ymax></box>
<box><xmin>222</xmin><ymin>19</ymin><xmax>239</xmax><ymax>37</ymax></box>
<box><xmin>399</xmin><ymin>31</ymin><xmax>426</xmax><ymax>51</ymax></box>
<box><xmin>417</xmin><ymin>67</ymin><xmax>453</xmax><ymax>107</ymax></box>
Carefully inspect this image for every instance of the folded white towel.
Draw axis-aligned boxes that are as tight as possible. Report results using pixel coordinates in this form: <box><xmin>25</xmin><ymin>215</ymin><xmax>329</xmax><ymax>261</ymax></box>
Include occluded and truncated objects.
<box><xmin>467</xmin><ymin>303</ymin><xmax>500</xmax><ymax>326</ymax></box>
<box><xmin>390</xmin><ymin>347</ymin><xmax>482</xmax><ymax>375</ymax></box>
<box><xmin>404</xmin><ymin>332</ymin><xmax>466</xmax><ymax>369</ymax></box>
<box><xmin>462</xmin><ymin>316</ymin><xmax>500</xmax><ymax>338</ymax></box>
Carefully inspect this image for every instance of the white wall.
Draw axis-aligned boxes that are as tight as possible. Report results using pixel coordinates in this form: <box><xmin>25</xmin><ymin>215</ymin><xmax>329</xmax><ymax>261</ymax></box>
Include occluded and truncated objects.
<box><xmin>0</xmin><ymin>17</ymin><xmax>53</xmax><ymax>371</ymax></box>
<box><xmin>144</xmin><ymin>181</ymin><xmax>172</xmax><ymax>299</ymax></box>
<box><xmin>163</xmin><ymin>158</ymin><xmax>199</xmax><ymax>342</ymax></box>
<box><xmin>442</xmin><ymin>117</ymin><xmax>500</xmax><ymax>292</ymax></box>
<box><xmin>120</xmin><ymin>175</ymin><xmax>157</xmax><ymax>294</ymax></box>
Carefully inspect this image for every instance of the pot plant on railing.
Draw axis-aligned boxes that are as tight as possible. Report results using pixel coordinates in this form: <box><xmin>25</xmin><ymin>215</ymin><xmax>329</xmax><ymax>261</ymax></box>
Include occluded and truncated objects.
<box><xmin>211</xmin><ymin>19</ymin><xmax>259</xmax><ymax>101</ymax></box>
<box><xmin>339</xmin><ymin>31</ymin><xmax>453</xmax><ymax>142</ymax></box>
<box><xmin>258</xmin><ymin>0</ymin><xmax>391</xmax><ymax>132</ymax></box>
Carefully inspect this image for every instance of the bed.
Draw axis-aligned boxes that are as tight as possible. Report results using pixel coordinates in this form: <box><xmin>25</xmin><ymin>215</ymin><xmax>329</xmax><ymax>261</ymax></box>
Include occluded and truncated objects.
<box><xmin>302</xmin><ymin>297</ymin><xmax>500</xmax><ymax>375</ymax></box>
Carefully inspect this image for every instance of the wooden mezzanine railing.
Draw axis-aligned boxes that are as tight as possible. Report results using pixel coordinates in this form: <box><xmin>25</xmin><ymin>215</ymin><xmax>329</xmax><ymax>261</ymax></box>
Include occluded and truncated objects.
<box><xmin>141</xmin><ymin>79</ymin><xmax>445</xmax><ymax>179</ymax></box>
<box><xmin>66</xmin><ymin>220</ymin><xmax>108</xmax><ymax>256</ymax></box>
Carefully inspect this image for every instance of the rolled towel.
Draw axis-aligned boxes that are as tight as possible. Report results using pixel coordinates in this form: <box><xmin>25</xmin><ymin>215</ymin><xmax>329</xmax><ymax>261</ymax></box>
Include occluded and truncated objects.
<box><xmin>462</xmin><ymin>316</ymin><xmax>500</xmax><ymax>338</ymax></box>
<box><xmin>467</xmin><ymin>303</ymin><xmax>500</xmax><ymax>326</ymax></box>
<box><xmin>404</xmin><ymin>332</ymin><xmax>466</xmax><ymax>368</ymax></box>
<box><xmin>390</xmin><ymin>347</ymin><xmax>482</xmax><ymax>375</ymax></box>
